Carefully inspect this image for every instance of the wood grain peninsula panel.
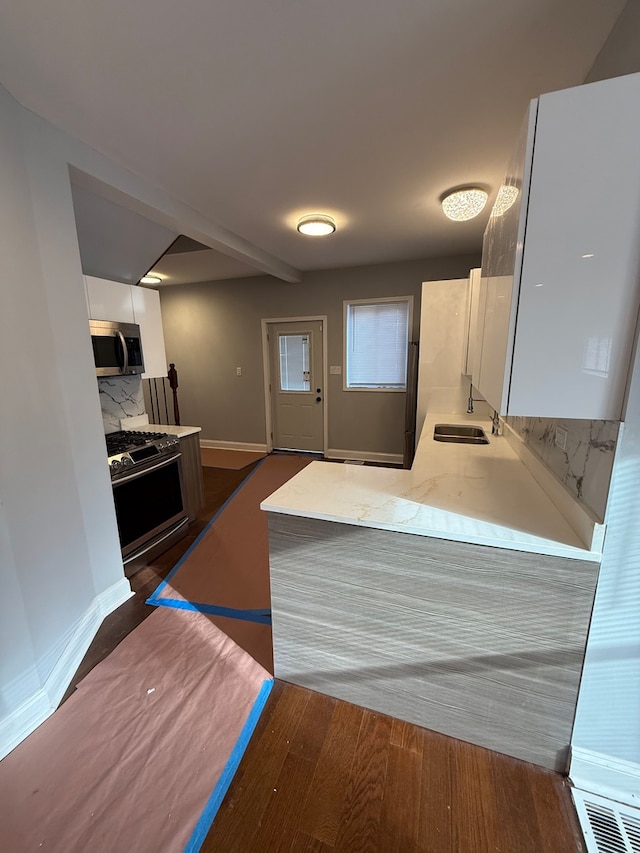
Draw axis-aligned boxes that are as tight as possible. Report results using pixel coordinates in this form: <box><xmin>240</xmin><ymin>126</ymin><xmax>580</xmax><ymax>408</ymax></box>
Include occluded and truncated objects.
<box><xmin>179</xmin><ymin>432</ymin><xmax>205</xmax><ymax>520</ymax></box>
<box><xmin>267</xmin><ymin>513</ymin><xmax>599</xmax><ymax>772</ymax></box>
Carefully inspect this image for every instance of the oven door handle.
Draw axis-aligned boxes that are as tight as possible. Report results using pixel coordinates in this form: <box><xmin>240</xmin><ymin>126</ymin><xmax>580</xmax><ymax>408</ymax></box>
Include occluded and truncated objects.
<box><xmin>115</xmin><ymin>328</ymin><xmax>128</xmax><ymax>375</ymax></box>
<box><xmin>112</xmin><ymin>451</ymin><xmax>181</xmax><ymax>486</ymax></box>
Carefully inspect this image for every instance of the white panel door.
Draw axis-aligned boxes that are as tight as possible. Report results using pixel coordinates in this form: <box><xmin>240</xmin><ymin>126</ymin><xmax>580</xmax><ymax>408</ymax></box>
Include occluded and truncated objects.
<box><xmin>269</xmin><ymin>320</ymin><xmax>324</xmax><ymax>452</ymax></box>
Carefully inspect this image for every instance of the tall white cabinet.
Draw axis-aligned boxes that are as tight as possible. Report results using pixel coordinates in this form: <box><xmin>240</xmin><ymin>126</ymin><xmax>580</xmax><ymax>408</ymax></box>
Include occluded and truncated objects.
<box><xmin>476</xmin><ymin>73</ymin><xmax>640</xmax><ymax>420</ymax></box>
<box><xmin>130</xmin><ymin>286</ymin><xmax>168</xmax><ymax>379</ymax></box>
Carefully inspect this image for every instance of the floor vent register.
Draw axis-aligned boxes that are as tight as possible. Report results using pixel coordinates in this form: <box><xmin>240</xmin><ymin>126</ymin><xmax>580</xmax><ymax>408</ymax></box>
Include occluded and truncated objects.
<box><xmin>572</xmin><ymin>789</ymin><xmax>640</xmax><ymax>853</ymax></box>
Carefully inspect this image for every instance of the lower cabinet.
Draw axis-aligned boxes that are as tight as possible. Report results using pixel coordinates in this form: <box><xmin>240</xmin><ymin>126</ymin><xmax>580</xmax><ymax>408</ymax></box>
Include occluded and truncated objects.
<box><xmin>179</xmin><ymin>432</ymin><xmax>204</xmax><ymax>521</ymax></box>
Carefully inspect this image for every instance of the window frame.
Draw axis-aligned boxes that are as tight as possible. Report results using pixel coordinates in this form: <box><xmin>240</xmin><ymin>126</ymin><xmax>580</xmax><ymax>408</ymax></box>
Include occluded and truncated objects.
<box><xmin>342</xmin><ymin>295</ymin><xmax>413</xmax><ymax>392</ymax></box>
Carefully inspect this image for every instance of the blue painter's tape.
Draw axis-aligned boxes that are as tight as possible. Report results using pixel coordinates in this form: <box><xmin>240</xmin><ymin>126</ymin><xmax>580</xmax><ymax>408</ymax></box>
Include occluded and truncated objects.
<box><xmin>146</xmin><ymin>596</ymin><xmax>272</xmax><ymax>625</ymax></box>
<box><xmin>146</xmin><ymin>456</ymin><xmax>268</xmax><ymax>606</ymax></box>
<box><xmin>184</xmin><ymin>677</ymin><xmax>274</xmax><ymax>853</ymax></box>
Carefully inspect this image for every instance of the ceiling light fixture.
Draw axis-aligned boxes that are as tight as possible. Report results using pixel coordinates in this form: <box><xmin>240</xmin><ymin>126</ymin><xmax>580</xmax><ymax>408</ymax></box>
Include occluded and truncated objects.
<box><xmin>296</xmin><ymin>214</ymin><xmax>336</xmax><ymax>236</ymax></box>
<box><xmin>491</xmin><ymin>185</ymin><xmax>519</xmax><ymax>217</ymax></box>
<box><xmin>140</xmin><ymin>275</ymin><xmax>162</xmax><ymax>285</ymax></box>
<box><xmin>441</xmin><ymin>187</ymin><xmax>488</xmax><ymax>222</ymax></box>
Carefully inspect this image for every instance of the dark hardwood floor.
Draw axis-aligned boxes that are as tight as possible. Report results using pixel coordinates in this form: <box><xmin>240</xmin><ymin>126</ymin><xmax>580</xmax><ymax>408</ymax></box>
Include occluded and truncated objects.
<box><xmin>203</xmin><ymin>680</ymin><xmax>584</xmax><ymax>853</ymax></box>
<box><xmin>62</xmin><ymin>460</ymin><xmax>585</xmax><ymax>852</ymax></box>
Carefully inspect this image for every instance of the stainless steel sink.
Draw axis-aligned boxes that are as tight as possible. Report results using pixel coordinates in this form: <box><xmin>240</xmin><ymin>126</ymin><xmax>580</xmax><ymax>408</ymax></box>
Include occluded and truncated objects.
<box><xmin>433</xmin><ymin>423</ymin><xmax>489</xmax><ymax>445</ymax></box>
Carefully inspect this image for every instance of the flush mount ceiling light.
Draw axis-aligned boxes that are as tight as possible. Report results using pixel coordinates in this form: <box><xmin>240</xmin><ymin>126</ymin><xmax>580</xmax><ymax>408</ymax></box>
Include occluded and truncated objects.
<box><xmin>296</xmin><ymin>214</ymin><xmax>336</xmax><ymax>236</ymax></box>
<box><xmin>491</xmin><ymin>184</ymin><xmax>519</xmax><ymax>217</ymax></box>
<box><xmin>140</xmin><ymin>275</ymin><xmax>162</xmax><ymax>285</ymax></box>
<box><xmin>441</xmin><ymin>187</ymin><xmax>488</xmax><ymax>222</ymax></box>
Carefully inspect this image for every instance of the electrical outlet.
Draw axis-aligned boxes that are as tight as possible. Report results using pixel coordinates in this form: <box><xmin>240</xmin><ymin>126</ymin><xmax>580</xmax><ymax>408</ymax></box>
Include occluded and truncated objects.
<box><xmin>330</xmin><ymin>365</ymin><xmax>342</xmax><ymax>375</ymax></box>
<box><xmin>236</xmin><ymin>367</ymin><xmax>242</xmax><ymax>376</ymax></box>
<box><xmin>554</xmin><ymin>426</ymin><xmax>568</xmax><ymax>450</ymax></box>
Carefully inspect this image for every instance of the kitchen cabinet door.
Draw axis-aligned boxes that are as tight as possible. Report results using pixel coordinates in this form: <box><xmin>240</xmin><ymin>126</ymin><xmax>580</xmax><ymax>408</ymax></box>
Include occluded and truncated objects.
<box><xmin>131</xmin><ymin>286</ymin><xmax>168</xmax><ymax>379</ymax></box>
<box><xmin>476</xmin><ymin>103</ymin><xmax>536</xmax><ymax>414</ymax></box>
<box><xmin>463</xmin><ymin>267</ymin><xmax>484</xmax><ymax>381</ymax></box>
<box><xmin>84</xmin><ymin>275</ymin><xmax>135</xmax><ymax>323</ymax></box>
<box><xmin>478</xmin><ymin>72</ymin><xmax>640</xmax><ymax>420</ymax></box>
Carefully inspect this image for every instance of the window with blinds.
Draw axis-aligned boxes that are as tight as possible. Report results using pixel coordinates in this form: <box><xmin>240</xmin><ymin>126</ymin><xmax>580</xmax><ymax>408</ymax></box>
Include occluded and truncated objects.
<box><xmin>344</xmin><ymin>297</ymin><xmax>412</xmax><ymax>390</ymax></box>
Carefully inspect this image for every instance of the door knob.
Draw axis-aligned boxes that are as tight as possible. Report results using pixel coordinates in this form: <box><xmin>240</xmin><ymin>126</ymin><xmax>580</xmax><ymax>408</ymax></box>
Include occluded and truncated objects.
<box><xmin>316</xmin><ymin>396</ymin><xmax>322</xmax><ymax>402</ymax></box>
<box><xmin>316</xmin><ymin>388</ymin><xmax>322</xmax><ymax>393</ymax></box>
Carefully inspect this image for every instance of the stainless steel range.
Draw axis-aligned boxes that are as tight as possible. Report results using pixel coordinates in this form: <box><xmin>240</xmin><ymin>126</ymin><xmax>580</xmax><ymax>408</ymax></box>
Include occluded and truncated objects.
<box><xmin>105</xmin><ymin>430</ymin><xmax>189</xmax><ymax>575</ymax></box>
<box><xmin>106</xmin><ymin>430</ymin><xmax>180</xmax><ymax>478</ymax></box>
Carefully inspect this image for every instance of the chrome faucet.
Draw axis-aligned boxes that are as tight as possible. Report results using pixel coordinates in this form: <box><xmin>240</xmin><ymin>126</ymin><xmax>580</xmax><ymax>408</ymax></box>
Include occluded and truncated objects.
<box><xmin>491</xmin><ymin>409</ymin><xmax>501</xmax><ymax>435</ymax></box>
<box><xmin>467</xmin><ymin>383</ymin><xmax>483</xmax><ymax>414</ymax></box>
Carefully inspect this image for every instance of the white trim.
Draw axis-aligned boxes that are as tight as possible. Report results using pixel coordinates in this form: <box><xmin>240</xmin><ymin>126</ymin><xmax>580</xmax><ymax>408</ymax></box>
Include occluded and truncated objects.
<box><xmin>501</xmin><ymin>419</ymin><xmax>605</xmax><ymax>553</ymax></box>
<box><xmin>0</xmin><ymin>688</ymin><xmax>51</xmax><ymax>762</ymax></box>
<box><xmin>0</xmin><ymin>578</ymin><xmax>132</xmax><ymax>761</ymax></box>
<box><xmin>570</xmin><ymin>746</ymin><xmax>640</xmax><ymax>809</ymax></box>
<box><xmin>200</xmin><ymin>438</ymin><xmax>268</xmax><ymax>453</ymax></box>
<box><xmin>261</xmin><ymin>316</ymin><xmax>328</xmax><ymax>456</ymax></box>
<box><xmin>96</xmin><ymin>577</ymin><xmax>133</xmax><ymax>617</ymax></box>
<box><xmin>325</xmin><ymin>448</ymin><xmax>403</xmax><ymax>466</ymax></box>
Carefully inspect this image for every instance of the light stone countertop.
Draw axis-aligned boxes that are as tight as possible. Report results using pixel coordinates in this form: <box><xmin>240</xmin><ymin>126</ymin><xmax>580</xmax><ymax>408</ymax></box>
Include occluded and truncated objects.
<box><xmin>121</xmin><ymin>416</ymin><xmax>201</xmax><ymax>439</ymax></box>
<box><xmin>143</xmin><ymin>423</ymin><xmax>201</xmax><ymax>439</ymax></box>
<box><xmin>260</xmin><ymin>412</ymin><xmax>601</xmax><ymax>562</ymax></box>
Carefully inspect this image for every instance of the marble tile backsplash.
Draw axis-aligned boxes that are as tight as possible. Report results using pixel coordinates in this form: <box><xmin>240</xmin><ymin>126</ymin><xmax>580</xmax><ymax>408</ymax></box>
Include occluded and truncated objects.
<box><xmin>506</xmin><ymin>416</ymin><xmax>619</xmax><ymax>522</ymax></box>
<box><xmin>98</xmin><ymin>376</ymin><xmax>145</xmax><ymax>433</ymax></box>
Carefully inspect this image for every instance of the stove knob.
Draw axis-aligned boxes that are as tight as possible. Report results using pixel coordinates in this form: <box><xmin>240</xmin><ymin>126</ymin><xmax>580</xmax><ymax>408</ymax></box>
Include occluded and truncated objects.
<box><xmin>122</xmin><ymin>456</ymin><xmax>133</xmax><ymax>467</ymax></box>
<box><xmin>110</xmin><ymin>459</ymin><xmax>121</xmax><ymax>472</ymax></box>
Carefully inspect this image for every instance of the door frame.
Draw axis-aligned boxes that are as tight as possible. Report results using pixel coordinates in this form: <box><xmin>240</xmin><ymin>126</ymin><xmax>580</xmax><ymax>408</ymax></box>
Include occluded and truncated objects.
<box><xmin>261</xmin><ymin>315</ymin><xmax>328</xmax><ymax>454</ymax></box>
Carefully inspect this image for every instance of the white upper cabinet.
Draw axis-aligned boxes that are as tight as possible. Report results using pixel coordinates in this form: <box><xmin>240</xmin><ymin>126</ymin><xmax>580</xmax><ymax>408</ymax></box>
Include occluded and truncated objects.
<box><xmin>131</xmin><ymin>286</ymin><xmax>168</xmax><ymax>379</ymax></box>
<box><xmin>462</xmin><ymin>268</ymin><xmax>483</xmax><ymax>381</ymax></box>
<box><xmin>477</xmin><ymin>73</ymin><xmax>640</xmax><ymax>420</ymax></box>
<box><xmin>84</xmin><ymin>275</ymin><xmax>168</xmax><ymax>379</ymax></box>
<box><xmin>84</xmin><ymin>275</ymin><xmax>135</xmax><ymax>324</ymax></box>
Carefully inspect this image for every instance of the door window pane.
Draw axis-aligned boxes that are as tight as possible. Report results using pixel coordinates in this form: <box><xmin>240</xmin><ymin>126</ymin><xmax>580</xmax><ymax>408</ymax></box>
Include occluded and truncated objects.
<box><xmin>279</xmin><ymin>334</ymin><xmax>310</xmax><ymax>391</ymax></box>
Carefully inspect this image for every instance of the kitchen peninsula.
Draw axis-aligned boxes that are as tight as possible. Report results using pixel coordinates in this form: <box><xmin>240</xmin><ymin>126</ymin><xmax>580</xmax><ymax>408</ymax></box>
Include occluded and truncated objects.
<box><xmin>261</xmin><ymin>413</ymin><xmax>602</xmax><ymax>772</ymax></box>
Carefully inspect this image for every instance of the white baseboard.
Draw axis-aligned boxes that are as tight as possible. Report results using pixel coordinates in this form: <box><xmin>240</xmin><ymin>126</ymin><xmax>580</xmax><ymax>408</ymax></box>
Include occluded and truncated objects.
<box><xmin>0</xmin><ymin>687</ymin><xmax>51</xmax><ymax>763</ymax></box>
<box><xmin>200</xmin><ymin>439</ymin><xmax>268</xmax><ymax>453</ymax></box>
<box><xmin>570</xmin><ymin>746</ymin><xmax>640</xmax><ymax>809</ymax></box>
<box><xmin>325</xmin><ymin>448</ymin><xmax>403</xmax><ymax>466</ymax></box>
<box><xmin>0</xmin><ymin>577</ymin><xmax>132</xmax><ymax>761</ymax></box>
<box><xmin>501</xmin><ymin>421</ymin><xmax>605</xmax><ymax>553</ymax></box>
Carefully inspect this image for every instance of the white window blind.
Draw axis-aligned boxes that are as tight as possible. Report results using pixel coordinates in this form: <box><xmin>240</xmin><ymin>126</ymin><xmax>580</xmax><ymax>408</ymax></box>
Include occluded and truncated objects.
<box><xmin>345</xmin><ymin>298</ymin><xmax>410</xmax><ymax>389</ymax></box>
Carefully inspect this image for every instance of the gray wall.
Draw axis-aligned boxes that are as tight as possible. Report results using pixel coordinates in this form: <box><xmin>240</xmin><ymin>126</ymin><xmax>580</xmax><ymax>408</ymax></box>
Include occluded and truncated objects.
<box><xmin>570</xmin><ymin>1</ymin><xmax>640</xmax><ymax>801</ymax></box>
<box><xmin>570</xmin><ymin>313</ymin><xmax>640</xmax><ymax>801</ymax></box>
<box><xmin>159</xmin><ymin>254</ymin><xmax>480</xmax><ymax>456</ymax></box>
<box><xmin>1</xmin><ymin>80</ymin><xmax>293</xmax><ymax>756</ymax></box>
<box><xmin>585</xmin><ymin>0</ymin><xmax>640</xmax><ymax>83</ymax></box>
<box><xmin>0</xmin><ymin>84</ymin><xmax>125</xmax><ymax>744</ymax></box>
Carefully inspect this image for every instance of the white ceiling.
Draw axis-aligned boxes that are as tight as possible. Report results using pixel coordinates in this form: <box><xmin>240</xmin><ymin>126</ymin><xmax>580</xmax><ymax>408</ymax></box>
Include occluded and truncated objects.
<box><xmin>0</xmin><ymin>0</ymin><xmax>628</xmax><ymax>284</ymax></box>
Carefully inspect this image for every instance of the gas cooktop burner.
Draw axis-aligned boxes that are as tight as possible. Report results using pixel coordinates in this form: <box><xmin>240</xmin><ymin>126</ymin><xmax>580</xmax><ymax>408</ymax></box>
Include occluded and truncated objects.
<box><xmin>105</xmin><ymin>430</ymin><xmax>180</xmax><ymax>479</ymax></box>
<box><xmin>105</xmin><ymin>429</ymin><xmax>168</xmax><ymax>456</ymax></box>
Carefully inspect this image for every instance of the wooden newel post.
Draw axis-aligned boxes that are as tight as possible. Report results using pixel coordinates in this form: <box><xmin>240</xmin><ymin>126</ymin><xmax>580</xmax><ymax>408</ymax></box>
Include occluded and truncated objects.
<box><xmin>167</xmin><ymin>363</ymin><xmax>181</xmax><ymax>426</ymax></box>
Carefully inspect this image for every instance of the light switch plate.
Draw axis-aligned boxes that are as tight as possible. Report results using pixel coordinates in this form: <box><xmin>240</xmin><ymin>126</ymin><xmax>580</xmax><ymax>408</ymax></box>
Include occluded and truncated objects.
<box><xmin>330</xmin><ymin>365</ymin><xmax>342</xmax><ymax>375</ymax></box>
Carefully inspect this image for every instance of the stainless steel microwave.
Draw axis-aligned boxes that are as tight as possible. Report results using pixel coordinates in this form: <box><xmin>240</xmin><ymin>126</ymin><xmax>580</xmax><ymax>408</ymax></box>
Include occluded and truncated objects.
<box><xmin>89</xmin><ymin>319</ymin><xmax>145</xmax><ymax>377</ymax></box>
